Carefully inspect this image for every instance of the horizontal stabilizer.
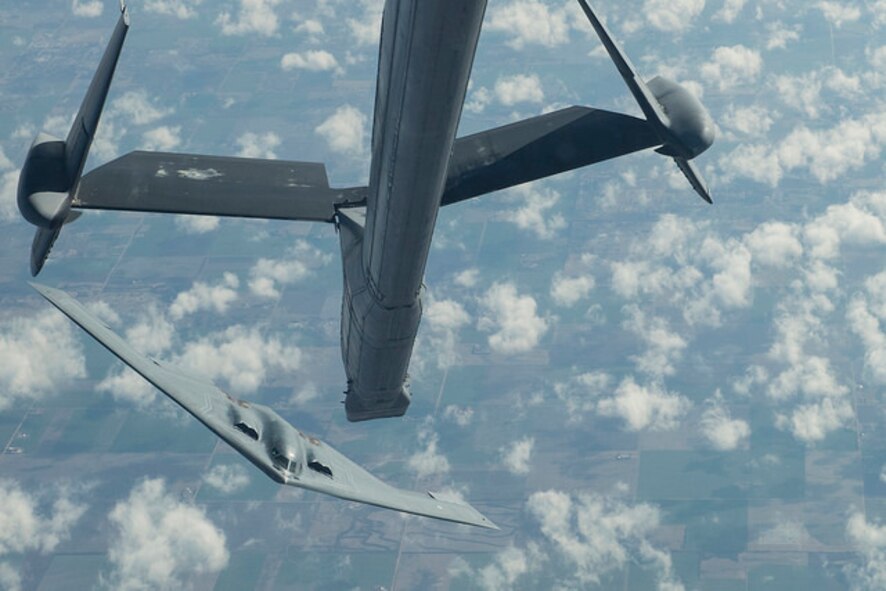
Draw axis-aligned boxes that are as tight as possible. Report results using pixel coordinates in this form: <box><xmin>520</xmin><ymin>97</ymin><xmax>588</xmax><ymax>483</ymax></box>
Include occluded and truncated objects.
<box><xmin>442</xmin><ymin>106</ymin><xmax>658</xmax><ymax>206</ymax></box>
<box><xmin>31</xmin><ymin>283</ymin><xmax>496</xmax><ymax>530</ymax></box>
<box><xmin>75</xmin><ymin>151</ymin><xmax>365</xmax><ymax>223</ymax></box>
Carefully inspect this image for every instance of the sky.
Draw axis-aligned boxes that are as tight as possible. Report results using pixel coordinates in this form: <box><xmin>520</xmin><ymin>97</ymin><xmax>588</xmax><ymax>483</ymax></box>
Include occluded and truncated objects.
<box><xmin>0</xmin><ymin>0</ymin><xmax>885</xmax><ymax>589</ymax></box>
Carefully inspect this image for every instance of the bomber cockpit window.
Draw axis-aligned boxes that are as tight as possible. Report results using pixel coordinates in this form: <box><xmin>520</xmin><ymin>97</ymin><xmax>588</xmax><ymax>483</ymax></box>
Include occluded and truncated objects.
<box><xmin>271</xmin><ymin>447</ymin><xmax>298</xmax><ymax>473</ymax></box>
<box><xmin>234</xmin><ymin>421</ymin><xmax>259</xmax><ymax>440</ymax></box>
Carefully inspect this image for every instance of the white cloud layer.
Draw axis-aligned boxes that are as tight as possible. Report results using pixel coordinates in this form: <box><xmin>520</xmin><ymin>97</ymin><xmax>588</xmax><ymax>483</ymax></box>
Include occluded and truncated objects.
<box><xmin>525</xmin><ymin>490</ymin><xmax>684</xmax><ymax>588</ymax></box>
<box><xmin>501</xmin><ymin>437</ymin><xmax>535</xmax><ymax>475</ymax></box>
<box><xmin>236</xmin><ymin>131</ymin><xmax>281</xmax><ymax>159</ymax></box>
<box><xmin>72</xmin><ymin>0</ymin><xmax>103</xmax><ymax>17</ymax></box>
<box><xmin>486</xmin><ymin>1</ymin><xmax>574</xmax><ymax>49</ymax></box>
<box><xmin>597</xmin><ymin>378</ymin><xmax>691</xmax><ymax>431</ymax></box>
<box><xmin>281</xmin><ymin>50</ymin><xmax>340</xmax><ymax>73</ymax></box>
<box><xmin>699</xmin><ymin>392</ymin><xmax>750</xmax><ymax>449</ymax></box>
<box><xmin>169</xmin><ymin>273</ymin><xmax>240</xmax><ymax>320</ymax></box>
<box><xmin>105</xmin><ymin>479</ymin><xmax>228</xmax><ymax>591</ymax></box>
<box><xmin>700</xmin><ymin>45</ymin><xmax>763</xmax><ymax>91</ymax></box>
<box><xmin>202</xmin><ymin>464</ymin><xmax>250</xmax><ymax>494</ymax></box>
<box><xmin>145</xmin><ymin>0</ymin><xmax>203</xmax><ymax>19</ymax></box>
<box><xmin>502</xmin><ymin>184</ymin><xmax>566</xmax><ymax>240</ymax></box>
<box><xmin>217</xmin><ymin>0</ymin><xmax>280</xmax><ymax>36</ymax></box>
<box><xmin>644</xmin><ymin>0</ymin><xmax>706</xmax><ymax>33</ymax></box>
<box><xmin>478</xmin><ymin>282</ymin><xmax>549</xmax><ymax>354</ymax></box>
<box><xmin>0</xmin><ymin>480</ymin><xmax>87</xmax><ymax>591</ymax></box>
<box><xmin>407</xmin><ymin>423</ymin><xmax>450</xmax><ymax>478</ymax></box>
<box><xmin>248</xmin><ymin>240</ymin><xmax>331</xmax><ymax>299</ymax></box>
<box><xmin>315</xmin><ymin>105</ymin><xmax>367</xmax><ymax>156</ymax></box>
<box><xmin>178</xmin><ymin>325</ymin><xmax>301</xmax><ymax>393</ymax></box>
<box><xmin>0</xmin><ymin>312</ymin><xmax>86</xmax><ymax>411</ymax></box>
<box><xmin>494</xmin><ymin>74</ymin><xmax>545</xmax><ymax>106</ymax></box>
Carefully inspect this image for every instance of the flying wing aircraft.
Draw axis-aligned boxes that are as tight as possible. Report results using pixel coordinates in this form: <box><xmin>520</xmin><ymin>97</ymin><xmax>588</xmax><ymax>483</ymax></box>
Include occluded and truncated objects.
<box><xmin>31</xmin><ymin>282</ymin><xmax>496</xmax><ymax>529</ymax></box>
<box><xmin>19</xmin><ymin>0</ymin><xmax>715</xmax><ymax>526</ymax></box>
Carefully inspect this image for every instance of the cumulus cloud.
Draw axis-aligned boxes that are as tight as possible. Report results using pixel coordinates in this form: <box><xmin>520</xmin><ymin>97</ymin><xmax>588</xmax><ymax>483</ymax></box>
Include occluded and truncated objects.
<box><xmin>145</xmin><ymin>0</ymin><xmax>203</xmax><ymax>19</ymax></box>
<box><xmin>170</xmin><ymin>273</ymin><xmax>239</xmax><ymax>320</ymax></box>
<box><xmin>236</xmin><ymin>131</ymin><xmax>281</xmax><ymax>159</ymax></box>
<box><xmin>550</xmin><ymin>273</ymin><xmax>595</xmax><ymax>307</ymax></box>
<box><xmin>803</xmin><ymin>193</ymin><xmax>886</xmax><ymax>259</ymax></box>
<box><xmin>315</xmin><ymin>105</ymin><xmax>367</xmax><ymax>156</ymax></box>
<box><xmin>112</xmin><ymin>91</ymin><xmax>173</xmax><ymax>125</ymax></box>
<box><xmin>846</xmin><ymin>512</ymin><xmax>886</xmax><ymax>590</ymax></box>
<box><xmin>0</xmin><ymin>312</ymin><xmax>86</xmax><ymax>411</ymax></box>
<box><xmin>700</xmin><ymin>45</ymin><xmax>763</xmax><ymax>91</ymax></box>
<box><xmin>443</xmin><ymin>405</ymin><xmax>474</xmax><ymax>427</ymax></box>
<box><xmin>347</xmin><ymin>0</ymin><xmax>383</xmax><ymax>46</ymax></box>
<box><xmin>248</xmin><ymin>240</ymin><xmax>331</xmax><ymax>299</ymax></box>
<box><xmin>817</xmin><ymin>1</ymin><xmax>861</xmax><ymax>28</ymax></box>
<box><xmin>486</xmin><ymin>0</ymin><xmax>574</xmax><ymax>49</ymax></box>
<box><xmin>699</xmin><ymin>392</ymin><xmax>750</xmax><ymax>449</ymax></box>
<box><xmin>553</xmin><ymin>371</ymin><xmax>612</xmax><ymax>416</ymax></box>
<box><xmin>848</xmin><ymin>294</ymin><xmax>886</xmax><ymax>385</ymax></box>
<box><xmin>141</xmin><ymin>126</ymin><xmax>181</xmax><ymax>151</ymax></box>
<box><xmin>0</xmin><ymin>480</ymin><xmax>87</xmax><ymax>590</ymax></box>
<box><xmin>175</xmin><ymin>215</ymin><xmax>221</xmax><ymax>234</ymax></box>
<box><xmin>644</xmin><ymin>0</ymin><xmax>706</xmax><ymax>33</ymax></box>
<box><xmin>126</xmin><ymin>306</ymin><xmax>174</xmax><ymax>356</ymax></box>
<box><xmin>97</xmin><ymin>367</ymin><xmax>159</xmax><ymax>409</ymax></box>
<box><xmin>776</xmin><ymin>397</ymin><xmax>854</xmax><ymax>443</ymax></box>
<box><xmin>407</xmin><ymin>422</ymin><xmax>450</xmax><ymax>478</ymax></box>
<box><xmin>766</xmin><ymin>21</ymin><xmax>802</xmax><ymax>50</ymax></box>
<box><xmin>105</xmin><ymin>479</ymin><xmax>228</xmax><ymax>591</ymax></box>
<box><xmin>622</xmin><ymin>306</ymin><xmax>687</xmax><ymax>377</ymax></box>
<box><xmin>597</xmin><ymin>378</ymin><xmax>691</xmax><ymax>431</ymax></box>
<box><xmin>281</xmin><ymin>50</ymin><xmax>341</xmax><ymax>73</ymax></box>
<box><xmin>0</xmin><ymin>147</ymin><xmax>12</xmax><ymax>171</ymax></box>
<box><xmin>502</xmin><ymin>184</ymin><xmax>566</xmax><ymax>240</ymax></box>
<box><xmin>525</xmin><ymin>490</ymin><xmax>684</xmax><ymax>588</ymax></box>
<box><xmin>72</xmin><ymin>0</ymin><xmax>103</xmax><ymax>17</ymax></box>
<box><xmin>423</xmin><ymin>297</ymin><xmax>471</xmax><ymax>370</ymax></box>
<box><xmin>1</xmin><ymin>169</ymin><xmax>22</xmax><ymax>221</ymax></box>
<box><xmin>721</xmin><ymin>103</ymin><xmax>775</xmax><ymax>137</ymax></box>
<box><xmin>714</xmin><ymin>0</ymin><xmax>747</xmax><ymax>23</ymax></box>
<box><xmin>217</xmin><ymin>0</ymin><xmax>280</xmax><ymax>36</ymax></box>
<box><xmin>494</xmin><ymin>74</ymin><xmax>545</xmax><ymax>106</ymax></box>
<box><xmin>719</xmin><ymin>112</ymin><xmax>886</xmax><ymax>187</ymax></box>
<box><xmin>744</xmin><ymin>222</ymin><xmax>803</xmax><ymax>267</ymax></box>
<box><xmin>178</xmin><ymin>325</ymin><xmax>301</xmax><ymax>393</ymax></box>
<box><xmin>478</xmin><ymin>282</ymin><xmax>549</xmax><ymax>354</ymax></box>
<box><xmin>501</xmin><ymin>437</ymin><xmax>534</xmax><ymax>475</ymax></box>
<box><xmin>202</xmin><ymin>464</ymin><xmax>250</xmax><ymax>495</ymax></box>
<box><xmin>454</xmin><ymin>268</ymin><xmax>480</xmax><ymax>288</ymax></box>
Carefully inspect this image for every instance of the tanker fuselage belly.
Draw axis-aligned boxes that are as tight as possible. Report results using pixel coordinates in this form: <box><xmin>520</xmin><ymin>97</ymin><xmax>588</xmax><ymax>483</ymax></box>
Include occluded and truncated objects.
<box><xmin>338</xmin><ymin>0</ymin><xmax>486</xmax><ymax>421</ymax></box>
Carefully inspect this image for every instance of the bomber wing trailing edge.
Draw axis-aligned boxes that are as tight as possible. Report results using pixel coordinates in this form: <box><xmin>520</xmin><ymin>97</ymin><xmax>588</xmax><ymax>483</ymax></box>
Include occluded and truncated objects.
<box><xmin>21</xmin><ymin>0</ymin><xmax>716</xmax><ymax>526</ymax></box>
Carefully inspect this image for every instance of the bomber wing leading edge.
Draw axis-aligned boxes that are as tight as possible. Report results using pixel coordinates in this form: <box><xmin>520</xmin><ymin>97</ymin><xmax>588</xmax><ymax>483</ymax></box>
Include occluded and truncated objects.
<box><xmin>32</xmin><ymin>282</ymin><xmax>497</xmax><ymax>529</ymax></box>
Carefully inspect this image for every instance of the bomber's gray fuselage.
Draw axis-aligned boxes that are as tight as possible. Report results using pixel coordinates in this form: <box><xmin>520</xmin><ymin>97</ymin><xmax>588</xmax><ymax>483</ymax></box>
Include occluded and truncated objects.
<box><xmin>339</xmin><ymin>0</ymin><xmax>487</xmax><ymax>421</ymax></box>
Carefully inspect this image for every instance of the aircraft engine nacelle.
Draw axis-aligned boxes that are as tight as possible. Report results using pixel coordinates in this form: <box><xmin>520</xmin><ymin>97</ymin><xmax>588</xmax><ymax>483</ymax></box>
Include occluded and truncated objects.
<box><xmin>646</xmin><ymin>76</ymin><xmax>716</xmax><ymax>160</ymax></box>
<box><xmin>17</xmin><ymin>133</ymin><xmax>76</xmax><ymax>229</ymax></box>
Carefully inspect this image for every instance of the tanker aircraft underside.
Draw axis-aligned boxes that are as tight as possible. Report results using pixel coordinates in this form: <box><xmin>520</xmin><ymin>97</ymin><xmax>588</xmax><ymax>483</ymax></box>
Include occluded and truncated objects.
<box><xmin>20</xmin><ymin>0</ymin><xmax>715</xmax><ymax>527</ymax></box>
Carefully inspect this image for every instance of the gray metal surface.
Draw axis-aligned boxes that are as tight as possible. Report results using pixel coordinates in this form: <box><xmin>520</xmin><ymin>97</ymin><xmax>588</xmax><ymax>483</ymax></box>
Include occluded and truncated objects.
<box><xmin>442</xmin><ymin>106</ymin><xmax>659</xmax><ymax>206</ymax></box>
<box><xmin>18</xmin><ymin>3</ymin><xmax>129</xmax><ymax>274</ymax></box>
<box><xmin>31</xmin><ymin>282</ymin><xmax>497</xmax><ymax>529</ymax></box>
<box><xmin>576</xmin><ymin>0</ymin><xmax>715</xmax><ymax>202</ymax></box>
<box><xmin>76</xmin><ymin>151</ymin><xmax>364</xmax><ymax>222</ymax></box>
<box><xmin>338</xmin><ymin>0</ymin><xmax>487</xmax><ymax>421</ymax></box>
